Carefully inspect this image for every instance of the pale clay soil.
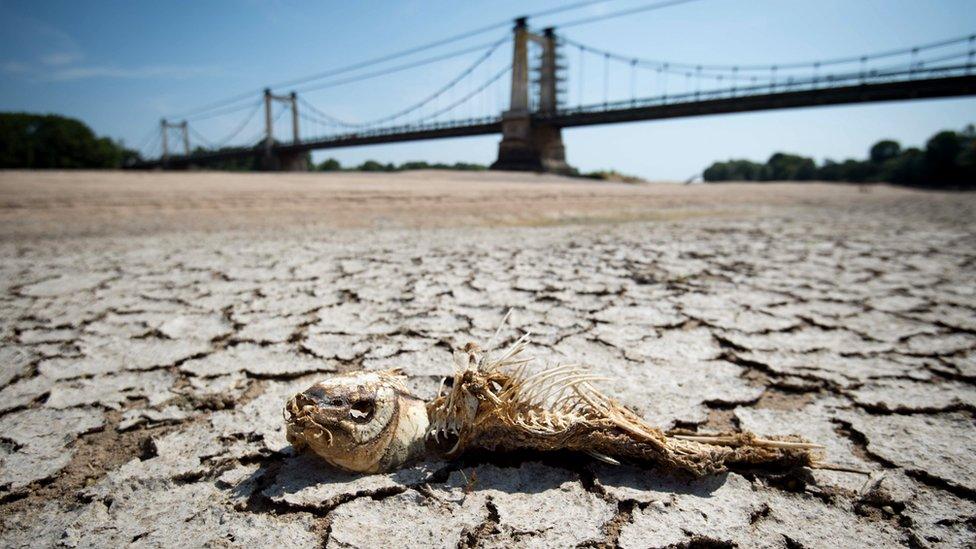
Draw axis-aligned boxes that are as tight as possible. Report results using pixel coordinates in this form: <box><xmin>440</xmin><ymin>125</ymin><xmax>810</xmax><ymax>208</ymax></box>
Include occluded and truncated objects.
<box><xmin>0</xmin><ymin>170</ymin><xmax>974</xmax><ymax>547</ymax></box>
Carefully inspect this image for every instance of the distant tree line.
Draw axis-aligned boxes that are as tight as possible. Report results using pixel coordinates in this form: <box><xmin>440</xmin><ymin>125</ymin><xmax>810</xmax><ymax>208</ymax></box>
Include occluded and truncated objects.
<box><xmin>315</xmin><ymin>158</ymin><xmax>487</xmax><ymax>172</ymax></box>
<box><xmin>580</xmin><ymin>169</ymin><xmax>645</xmax><ymax>183</ymax></box>
<box><xmin>188</xmin><ymin>146</ymin><xmax>272</xmax><ymax>171</ymax></box>
<box><xmin>316</xmin><ymin>159</ymin><xmax>649</xmax><ymax>182</ymax></box>
<box><xmin>0</xmin><ymin>112</ymin><xmax>139</xmax><ymax>169</ymax></box>
<box><xmin>703</xmin><ymin>125</ymin><xmax>976</xmax><ymax>190</ymax></box>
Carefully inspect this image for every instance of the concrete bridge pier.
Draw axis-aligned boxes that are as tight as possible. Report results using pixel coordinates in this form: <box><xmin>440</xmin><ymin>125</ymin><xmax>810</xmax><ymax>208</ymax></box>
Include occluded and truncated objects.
<box><xmin>257</xmin><ymin>151</ymin><xmax>309</xmax><ymax>171</ymax></box>
<box><xmin>492</xmin><ymin>114</ymin><xmax>571</xmax><ymax>173</ymax></box>
<box><xmin>490</xmin><ymin>21</ymin><xmax>573</xmax><ymax>175</ymax></box>
<box><xmin>277</xmin><ymin>151</ymin><xmax>309</xmax><ymax>171</ymax></box>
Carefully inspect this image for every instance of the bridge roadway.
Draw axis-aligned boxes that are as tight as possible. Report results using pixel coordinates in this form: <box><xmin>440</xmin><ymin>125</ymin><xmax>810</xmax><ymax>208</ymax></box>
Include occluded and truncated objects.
<box><xmin>136</xmin><ymin>73</ymin><xmax>976</xmax><ymax>169</ymax></box>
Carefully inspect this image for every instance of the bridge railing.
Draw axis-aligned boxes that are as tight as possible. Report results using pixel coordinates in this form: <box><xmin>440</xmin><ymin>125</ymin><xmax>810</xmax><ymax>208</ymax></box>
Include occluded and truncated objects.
<box><xmin>297</xmin><ymin>64</ymin><xmax>973</xmax><ymax>140</ymax></box>
<box><xmin>140</xmin><ymin>62</ymin><xmax>973</xmax><ymax>167</ymax></box>
<box><xmin>544</xmin><ymin>63</ymin><xmax>974</xmax><ymax>119</ymax></box>
<box><xmin>145</xmin><ymin>115</ymin><xmax>506</xmax><ymax>166</ymax></box>
<box><xmin>287</xmin><ymin>114</ymin><xmax>503</xmax><ymax>148</ymax></box>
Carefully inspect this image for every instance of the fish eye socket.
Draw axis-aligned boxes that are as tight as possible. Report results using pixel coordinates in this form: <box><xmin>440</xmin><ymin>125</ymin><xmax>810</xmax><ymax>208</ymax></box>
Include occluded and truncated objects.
<box><xmin>349</xmin><ymin>400</ymin><xmax>374</xmax><ymax>422</ymax></box>
<box><xmin>303</xmin><ymin>387</ymin><xmax>350</xmax><ymax>408</ymax></box>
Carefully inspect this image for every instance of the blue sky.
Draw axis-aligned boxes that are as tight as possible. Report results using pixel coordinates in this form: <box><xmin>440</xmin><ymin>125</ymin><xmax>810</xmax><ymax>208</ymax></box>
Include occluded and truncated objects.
<box><xmin>1</xmin><ymin>0</ymin><xmax>975</xmax><ymax>179</ymax></box>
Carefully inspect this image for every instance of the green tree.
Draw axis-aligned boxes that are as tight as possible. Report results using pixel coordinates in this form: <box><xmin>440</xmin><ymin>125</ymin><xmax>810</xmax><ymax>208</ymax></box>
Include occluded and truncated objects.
<box><xmin>703</xmin><ymin>124</ymin><xmax>974</xmax><ymax>189</ymax></box>
<box><xmin>399</xmin><ymin>160</ymin><xmax>430</xmax><ymax>170</ymax></box>
<box><xmin>879</xmin><ymin>148</ymin><xmax>924</xmax><ymax>185</ymax></box>
<box><xmin>318</xmin><ymin>157</ymin><xmax>342</xmax><ymax>171</ymax></box>
<box><xmin>924</xmin><ymin>130</ymin><xmax>964</xmax><ymax>187</ymax></box>
<box><xmin>702</xmin><ymin>159</ymin><xmax>763</xmax><ymax>181</ymax></box>
<box><xmin>761</xmin><ymin>153</ymin><xmax>816</xmax><ymax>181</ymax></box>
<box><xmin>869</xmin><ymin>140</ymin><xmax>901</xmax><ymax>165</ymax></box>
<box><xmin>0</xmin><ymin>112</ymin><xmax>138</xmax><ymax>168</ymax></box>
<box><xmin>727</xmin><ymin>159</ymin><xmax>763</xmax><ymax>180</ymax></box>
<box><xmin>450</xmin><ymin>161</ymin><xmax>487</xmax><ymax>171</ymax></box>
<box><xmin>836</xmin><ymin>159</ymin><xmax>874</xmax><ymax>182</ymax></box>
<box><xmin>816</xmin><ymin>159</ymin><xmax>842</xmax><ymax>181</ymax></box>
<box><xmin>189</xmin><ymin>146</ymin><xmax>261</xmax><ymax>171</ymax></box>
<box><xmin>702</xmin><ymin>161</ymin><xmax>729</xmax><ymax>181</ymax></box>
<box><xmin>956</xmin><ymin>126</ymin><xmax>976</xmax><ymax>183</ymax></box>
<box><xmin>357</xmin><ymin>159</ymin><xmax>390</xmax><ymax>172</ymax></box>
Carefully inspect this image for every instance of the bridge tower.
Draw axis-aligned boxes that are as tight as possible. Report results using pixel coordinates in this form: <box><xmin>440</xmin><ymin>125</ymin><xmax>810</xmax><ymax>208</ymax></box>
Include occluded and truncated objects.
<box><xmin>262</xmin><ymin>88</ymin><xmax>309</xmax><ymax>171</ymax></box>
<box><xmin>160</xmin><ymin>118</ymin><xmax>169</xmax><ymax>164</ymax></box>
<box><xmin>181</xmin><ymin>121</ymin><xmax>190</xmax><ymax>156</ymax></box>
<box><xmin>491</xmin><ymin>19</ymin><xmax>573</xmax><ymax>174</ymax></box>
<box><xmin>160</xmin><ymin>119</ymin><xmax>191</xmax><ymax>166</ymax></box>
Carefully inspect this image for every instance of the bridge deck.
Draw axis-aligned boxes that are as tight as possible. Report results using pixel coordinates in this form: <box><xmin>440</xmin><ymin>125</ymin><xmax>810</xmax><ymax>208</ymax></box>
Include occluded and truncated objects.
<box><xmin>544</xmin><ymin>74</ymin><xmax>976</xmax><ymax>128</ymax></box>
<box><xmin>134</xmin><ymin>74</ymin><xmax>976</xmax><ymax>169</ymax></box>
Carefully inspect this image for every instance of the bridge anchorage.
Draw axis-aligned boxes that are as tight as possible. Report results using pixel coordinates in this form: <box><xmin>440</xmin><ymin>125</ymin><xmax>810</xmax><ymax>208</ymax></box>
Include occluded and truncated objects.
<box><xmin>492</xmin><ymin>19</ymin><xmax>573</xmax><ymax>174</ymax></box>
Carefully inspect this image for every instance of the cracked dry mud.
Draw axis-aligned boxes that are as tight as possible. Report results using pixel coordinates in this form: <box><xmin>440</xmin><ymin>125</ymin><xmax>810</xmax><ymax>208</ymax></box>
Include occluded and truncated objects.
<box><xmin>1</xmin><ymin>171</ymin><xmax>975</xmax><ymax>548</ymax></box>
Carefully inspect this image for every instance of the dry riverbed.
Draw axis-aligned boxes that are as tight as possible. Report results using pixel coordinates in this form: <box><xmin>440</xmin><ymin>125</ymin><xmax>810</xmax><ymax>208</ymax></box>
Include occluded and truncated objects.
<box><xmin>1</xmin><ymin>170</ymin><xmax>974</xmax><ymax>547</ymax></box>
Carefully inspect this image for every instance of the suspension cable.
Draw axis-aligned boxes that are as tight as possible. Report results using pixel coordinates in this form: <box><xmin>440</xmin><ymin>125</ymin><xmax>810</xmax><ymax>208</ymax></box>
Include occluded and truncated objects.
<box><xmin>298</xmin><ymin>99</ymin><xmax>356</xmax><ymax>127</ymax></box>
<box><xmin>296</xmin><ymin>64</ymin><xmax>509</xmax><ymax>141</ymax></box>
<box><xmin>186</xmin><ymin>97</ymin><xmax>264</xmax><ymax>122</ymax></box>
<box><xmin>299</xmin><ymin>110</ymin><xmax>351</xmax><ymax>131</ymax></box>
<box><xmin>560</xmin><ymin>32</ymin><xmax>976</xmax><ymax>75</ymax></box>
<box><xmin>553</xmin><ymin>0</ymin><xmax>707</xmax><ymax>29</ymax></box>
<box><xmin>414</xmin><ymin>65</ymin><xmax>511</xmax><ymax>123</ymax></box>
<box><xmin>132</xmin><ymin>126</ymin><xmax>157</xmax><ymax>154</ymax></box>
<box><xmin>292</xmin><ymin>37</ymin><xmax>505</xmax><ymax>95</ymax></box>
<box><xmin>141</xmin><ymin>131</ymin><xmax>161</xmax><ymax>159</ymax></box>
<box><xmin>578</xmin><ymin>45</ymin><xmax>585</xmax><ymax>105</ymax></box>
<box><xmin>309</xmin><ymin>36</ymin><xmax>507</xmax><ymax>128</ymax></box>
<box><xmin>187</xmin><ymin>126</ymin><xmax>214</xmax><ymax>150</ymax></box>
<box><xmin>272</xmin><ymin>104</ymin><xmax>288</xmax><ymax>124</ymax></box>
<box><xmin>164</xmin><ymin>1</ymin><xmax>627</xmax><ymax>121</ymax></box>
<box><xmin>211</xmin><ymin>100</ymin><xmax>264</xmax><ymax>148</ymax></box>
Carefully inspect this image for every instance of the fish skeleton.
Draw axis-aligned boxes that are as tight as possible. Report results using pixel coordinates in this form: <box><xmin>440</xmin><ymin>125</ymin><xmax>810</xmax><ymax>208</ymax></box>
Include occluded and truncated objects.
<box><xmin>284</xmin><ymin>329</ymin><xmax>824</xmax><ymax>475</ymax></box>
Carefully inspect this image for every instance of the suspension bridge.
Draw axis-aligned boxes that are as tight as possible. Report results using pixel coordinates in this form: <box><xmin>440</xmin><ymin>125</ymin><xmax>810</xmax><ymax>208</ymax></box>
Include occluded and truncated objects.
<box><xmin>132</xmin><ymin>9</ymin><xmax>976</xmax><ymax>173</ymax></box>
